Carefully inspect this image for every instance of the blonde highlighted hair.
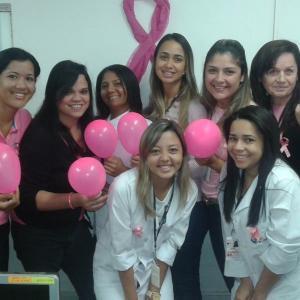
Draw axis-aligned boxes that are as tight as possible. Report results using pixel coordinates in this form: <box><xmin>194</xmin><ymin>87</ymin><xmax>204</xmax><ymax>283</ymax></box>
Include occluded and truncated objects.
<box><xmin>137</xmin><ymin>119</ymin><xmax>191</xmax><ymax>216</ymax></box>
<box><xmin>145</xmin><ymin>33</ymin><xmax>199</xmax><ymax>129</ymax></box>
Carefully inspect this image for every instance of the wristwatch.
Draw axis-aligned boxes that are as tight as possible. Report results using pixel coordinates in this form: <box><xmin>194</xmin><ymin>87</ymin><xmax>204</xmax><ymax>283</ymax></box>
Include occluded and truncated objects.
<box><xmin>146</xmin><ymin>290</ymin><xmax>161</xmax><ymax>300</ymax></box>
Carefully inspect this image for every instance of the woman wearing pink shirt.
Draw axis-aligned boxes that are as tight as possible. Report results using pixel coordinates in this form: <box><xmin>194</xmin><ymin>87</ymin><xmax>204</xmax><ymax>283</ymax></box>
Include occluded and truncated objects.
<box><xmin>191</xmin><ymin>40</ymin><xmax>252</xmax><ymax>299</ymax></box>
<box><xmin>0</xmin><ymin>47</ymin><xmax>40</xmax><ymax>271</ymax></box>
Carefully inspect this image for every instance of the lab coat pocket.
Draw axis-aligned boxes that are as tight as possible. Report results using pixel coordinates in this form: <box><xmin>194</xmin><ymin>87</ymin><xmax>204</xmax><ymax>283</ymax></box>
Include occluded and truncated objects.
<box><xmin>247</xmin><ymin>223</ymin><xmax>267</xmax><ymax>248</ymax></box>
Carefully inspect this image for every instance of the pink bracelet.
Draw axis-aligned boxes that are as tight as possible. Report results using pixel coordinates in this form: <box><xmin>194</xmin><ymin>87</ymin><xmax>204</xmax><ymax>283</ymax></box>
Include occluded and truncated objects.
<box><xmin>68</xmin><ymin>193</ymin><xmax>74</xmax><ymax>209</ymax></box>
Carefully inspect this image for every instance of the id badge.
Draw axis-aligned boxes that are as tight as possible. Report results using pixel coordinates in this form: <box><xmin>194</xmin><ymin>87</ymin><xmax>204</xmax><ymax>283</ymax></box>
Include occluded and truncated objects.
<box><xmin>153</xmin><ymin>293</ymin><xmax>161</xmax><ymax>300</ymax></box>
<box><xmin>225</xmin><ymin>236</ymin><xmax>240</xmax><ymax>261</ymax></box>
<box><xmin>151</xmin><ymin>261</ymin><xmax>160</xmax><ymax>289</ymax></box>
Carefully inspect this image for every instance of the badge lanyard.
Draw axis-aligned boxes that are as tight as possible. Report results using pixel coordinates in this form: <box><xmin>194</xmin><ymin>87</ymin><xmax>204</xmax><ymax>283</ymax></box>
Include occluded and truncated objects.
<box><xmin>153</xmin><ymin>183</ymin><xmax>175</xmax><ymax>256</ymax></box>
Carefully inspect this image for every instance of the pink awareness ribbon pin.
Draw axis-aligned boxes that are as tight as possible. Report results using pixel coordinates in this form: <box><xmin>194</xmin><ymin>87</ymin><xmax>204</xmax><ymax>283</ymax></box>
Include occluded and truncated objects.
<box><xmin>280</xmin><ymin>134</ymin><xmax>291</xmax><ymax>158</ymax></box>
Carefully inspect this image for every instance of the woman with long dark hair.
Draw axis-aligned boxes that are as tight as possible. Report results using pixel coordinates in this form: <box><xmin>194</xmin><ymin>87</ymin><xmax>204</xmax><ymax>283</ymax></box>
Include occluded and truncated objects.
<box><xmin>94</xmin><ymin>64</ymin><xmax>144</xmax><ymax>235</ymax></box>
<box><xmin>95</xmin><ymin>64</ymin><xmax>143</xmax><ymax>179</ymax></box>
<box><xmin>250</xmin><ymin>39</ymin><xmax>300</xmax><ymax>176</ymax></box>
<box><xmin>174</xmin><ymin>39</ymin><xmax>252</xmax><ymax>299</ymax></box>
<box><xmin>12</xmin><ymin>60</ymin><xmax>107</xmax><ymax>300</ymax></box>
<box><xmin>220</xmin><ymin>105</ymin><xmax>300</xmax><ymax>299</ymax></box>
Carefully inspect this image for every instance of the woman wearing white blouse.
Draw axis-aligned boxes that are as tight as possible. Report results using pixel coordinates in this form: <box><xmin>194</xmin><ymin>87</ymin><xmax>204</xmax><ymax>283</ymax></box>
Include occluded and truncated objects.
<box><xmin>93</xmin><ymin>119</ymin><xmax>198</xmax><ymax>300</ymax></box>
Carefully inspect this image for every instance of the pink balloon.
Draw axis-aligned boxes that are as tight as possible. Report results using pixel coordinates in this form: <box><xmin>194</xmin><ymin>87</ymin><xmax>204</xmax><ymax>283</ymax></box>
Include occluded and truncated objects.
<box><xmin>84</xmin><ymin>120</ymin><xmax>118</xmax><ymax>158</ymax></box>
<box><xmin>0</xmin><ymin>143</ymin><xmax>21</xmax><ymax>193</ymax></box>
<box><xmin>68</xmin><ymin>157</ymin><xmax>106</xmax><ymax>197</ymax></box>
<box><xmin>184</xmin><ymin>119</ymin><xmax>222</xmax><ymax>158</ymax></box>
<box><xmin>117</xmin><ymin>112</ymin><xmax>148</xmax><ymax>155</ymax></box>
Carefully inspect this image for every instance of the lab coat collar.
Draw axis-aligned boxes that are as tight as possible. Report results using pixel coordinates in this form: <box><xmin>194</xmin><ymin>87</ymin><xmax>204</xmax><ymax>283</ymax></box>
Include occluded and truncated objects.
<box><xmin>233</xmin><ymin>176</ymin><xmax>258</xmax><ymax>215</ymax></box>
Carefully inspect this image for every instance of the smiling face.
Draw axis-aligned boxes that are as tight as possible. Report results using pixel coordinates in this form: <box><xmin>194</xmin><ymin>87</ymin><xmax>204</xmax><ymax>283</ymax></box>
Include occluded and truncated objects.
<box><xmin>0</xmin><ymin>60</ymin><xmax>36</xmax><ymax>111</ymax></box>
<box><xmin>262</xmin><ymin>52</ymin><xmax>298</xmax><ymax>105</ymax></box>
<box><xmin>227</xmin><ymin>119</ymin><xmax>264</xmax><ymax>178</ymax></box>
<box><xmin>57</xmin><ymin>74</ymin><xmax>90</xmax><ymax>126</ymax></box>
<box><xmin>155</xmin><ymin>40</ymin><xmax>186</xmax><ymax>88</ymax></box>
<box><xmin>205</xmin><ymin>53</ymin><xmax>244</xmax><ymax>108</ymax></box>
<box><xmin>146</xmin><ymin>130</ymin><xmax>183</xmax><ymax>186</ymax></box>
<box><xmin>100</xmin><ymin>71</ymin><xmax>129</xmax><ymax>118</ymax></box>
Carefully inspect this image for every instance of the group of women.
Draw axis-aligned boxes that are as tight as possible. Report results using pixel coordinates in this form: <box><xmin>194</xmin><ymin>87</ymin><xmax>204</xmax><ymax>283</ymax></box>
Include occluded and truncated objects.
<box><xmin>0</xmin><ymin>33</ymin><xmax>299</xmax><ymax>300</ymax></box>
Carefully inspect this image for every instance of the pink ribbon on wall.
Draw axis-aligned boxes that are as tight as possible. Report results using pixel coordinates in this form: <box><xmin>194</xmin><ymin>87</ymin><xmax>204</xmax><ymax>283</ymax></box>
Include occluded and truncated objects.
<box><xmin>123</xmin><ymin>0</ymin><xmax>170</xmax><ymax>81</ymax></box>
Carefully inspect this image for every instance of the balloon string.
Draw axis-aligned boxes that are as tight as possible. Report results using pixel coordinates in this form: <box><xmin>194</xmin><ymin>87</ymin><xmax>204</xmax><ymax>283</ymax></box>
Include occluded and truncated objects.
<box><xmin>123</xmin><ymin>0</ymin><xmax>170</xmax><ymax>81</ymax></box>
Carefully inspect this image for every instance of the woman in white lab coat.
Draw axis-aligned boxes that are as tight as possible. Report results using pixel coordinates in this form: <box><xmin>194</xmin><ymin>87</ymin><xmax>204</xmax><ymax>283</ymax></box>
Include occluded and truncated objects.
<box><xmin>219</xmin><ymin>105</ymin><xmax>300</xmax><ymax>300</ymax></box>
<box><xmin>94</xmin><ymin>64</ymin><xmax>144</xmax><ymax>235</ymax></box>
<box><xmin>93</xmin><ymin>119</ymin><xmax>198</xmax><ymax>300</ymax></box>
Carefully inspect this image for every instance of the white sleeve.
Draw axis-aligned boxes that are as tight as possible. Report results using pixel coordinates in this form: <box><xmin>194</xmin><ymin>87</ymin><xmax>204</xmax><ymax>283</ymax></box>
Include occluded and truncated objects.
<box><xmin>108</xmin><ymin>177</ymin><xmax>137</xmax><ymax>271</ymax></box>
<box><xmin>260</xmin><ymin>176</ymin><xmax>300</xmax><ymax>274</ymax></box>
<box><xmin>156</xmin><ymin>182</ymin><xmax>198</xmax><ymax>266</ymax></box>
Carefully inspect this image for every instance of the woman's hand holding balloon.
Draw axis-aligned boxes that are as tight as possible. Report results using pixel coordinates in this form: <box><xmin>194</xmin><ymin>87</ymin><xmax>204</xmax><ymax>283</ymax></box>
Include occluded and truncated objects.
<box><xmin>104</xmin><ymin>156</ymin><xmax>128</xmax><ymax>177</ymax></box>
<box><xmin>68</xmin><ymin>157</ymin><xmax>106</xmax><ymax>197</ymax></box>
<box><xmin>118</xmin><ymin>112</ymin><xmax>148</xmax><ymax>155</ymax></box>
<box><xmin>71</xmin><ymin>192</ymin><xmax>108</xmax><ymax>212</ymax></box>
<box><xmin>195</xmin><ymin>155</ymin><xmax>224</xmax><ymax>173</ymax></box>
<box><xmin>195</xmin><ymin>157</ymin><xmax>212</xmax><ymax>166</ymax></box>
<box><xmin>0</xmin><ymin>190</ymin><xmax>20</xmax><ymax>212</ymax></box>
<box><xmin>184</xmin><ymin>119</ymin><xmax>222</xmax><ymax>159</ymax></box>
<box><xmin>0</xmin><ymin>144</ymin><xmax>21</xmax><ymax>194</ymax></box>
<box><xmin>131</xmin><ymin>155</ymin><xmax>140</xmax><ymax>168</ymax></box>
<box><xmin>68</xmin><ymin>157</ymin><xmax>108</xmax><ymax>211</ymax></box>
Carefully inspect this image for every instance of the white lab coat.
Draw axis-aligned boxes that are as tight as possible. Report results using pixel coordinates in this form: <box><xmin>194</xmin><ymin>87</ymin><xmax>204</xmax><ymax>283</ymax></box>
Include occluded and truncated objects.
<box><xmin>93</xmin><ymin>168</ymin><xmax>198</xmax><ymax>300</ymax></box>
<box><xmin>94</xmin><ymin>111</ymin><xmax>132</xmax><ymax>235</ymax></box>
<box><xmin>95</xmin><ymin>112</ymin><xmax>152</xmax><ymax>237</ymax></box>
<box><xmin>219</xmin><ymin>160</ymin><xmax>300</xmax><ymax>300</ymax></box>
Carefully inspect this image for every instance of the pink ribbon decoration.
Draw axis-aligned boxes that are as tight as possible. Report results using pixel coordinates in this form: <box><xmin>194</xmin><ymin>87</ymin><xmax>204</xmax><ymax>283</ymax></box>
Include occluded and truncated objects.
<box><xmin>132</xmin><ymin>225</ymin><xmax>143</xmax><ymax>238</ymax></box>
<box><xmin>280</xmin><ymin>135</ymin><xmax>291</xmax><ymax>158</ymax></box>
<box><xmin>248</xmin><ymin>227</ymin><xmax>261</xmax><ymax>244</ymax></box>
<box><xmin>123</xmin><ymin>0</ymin><xmax>170</xmax><ymax>81</ymax></box>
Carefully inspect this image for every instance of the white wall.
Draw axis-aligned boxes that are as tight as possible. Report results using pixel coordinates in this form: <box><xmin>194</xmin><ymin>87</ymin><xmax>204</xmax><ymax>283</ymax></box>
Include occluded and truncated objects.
<box><xmin>0</xmin><ymin>3</ymin><xmax>13</xmax><ymax>48</ymax></box>
<box><xmin>1</xmin><ymin>0</ymin><xmax>299</xmax><ymax>115</ymax></box>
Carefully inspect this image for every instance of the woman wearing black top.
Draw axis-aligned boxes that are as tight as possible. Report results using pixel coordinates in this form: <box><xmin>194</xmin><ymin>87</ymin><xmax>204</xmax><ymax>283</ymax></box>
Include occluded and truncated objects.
<box><xmin>250</xmin><ymin>40</ymin><xmax>300</xmax><ymax>176</ymax></box>
<box><xmin>12</xmin><ymin>60</ymin><xmax>107</xmax><ymax>300</ymax></box>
